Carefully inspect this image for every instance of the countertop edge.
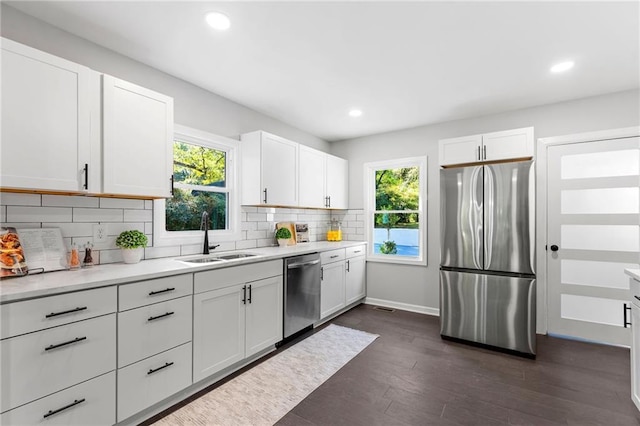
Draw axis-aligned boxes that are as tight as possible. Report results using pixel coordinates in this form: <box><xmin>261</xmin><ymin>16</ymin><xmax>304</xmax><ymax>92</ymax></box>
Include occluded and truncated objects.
<box><xmin>626</xmin><ymin>269</ymin><xmax>640</xmax><ymax>281</ymax></box>
<box><xmin>0</xmin><ymin>241</ymin><xmax>367</xmax><ymax>303</ymax></box>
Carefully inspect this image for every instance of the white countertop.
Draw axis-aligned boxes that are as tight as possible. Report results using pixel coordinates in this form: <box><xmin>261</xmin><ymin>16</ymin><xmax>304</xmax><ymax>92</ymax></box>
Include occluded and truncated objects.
<box><xmin>626</xmin><ymin>269</ymin><xmax>640</xmax><ymax>282</ymax></box>
<box><xmin>0</xmin><ymin>241</ymin><xmax>366</xmax><ymax>303</ymax></box>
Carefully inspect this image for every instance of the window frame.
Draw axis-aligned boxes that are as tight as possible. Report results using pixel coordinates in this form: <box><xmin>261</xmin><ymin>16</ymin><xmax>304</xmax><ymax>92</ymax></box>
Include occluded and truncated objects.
<box><xmin>153</xmin><ymin>124</ymin><xmax>241</xmax><ymax>247</ymax></box>
<box><xmin>364</xmin><ymin>156</ymin><xmax>427</xmax><ymax>266</ymax></box>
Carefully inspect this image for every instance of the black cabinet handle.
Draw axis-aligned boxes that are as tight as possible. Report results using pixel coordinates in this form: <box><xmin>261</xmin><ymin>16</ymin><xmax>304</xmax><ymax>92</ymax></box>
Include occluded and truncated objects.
<box><xmin>263</xmin><ymin>188</ymin><xmax>268</xmax><ymax>204</ymax></box>
<box><xmin>483</xmin><ymin>145</ymin><xmax>487</xmax><ymax>160</ymax></box>
<box><xmin>45</xmin><ymin>306</ymin><xmax>87</xmax><ymax>318</ymax></box>
<box><xmin>353</xmin><ymin>250</ymin><xmax>362</xmax><ymax>254</ymax></box>
<box><xmin>327</xmin><ymin>196</ymin><xmax>331</xmax><ymax>208</ymax></box>
<box><xmin>346</xmin><ymin>259</ymin><xmax>350</xmax><ymax>272</ymax></box>
<box><xmin>83</xmin><ymin>164</ymin><xmax>89</xmax><ymax>190</ymax></box>
<box><xmin>320</xmin><ymin>266</ymin><xmax>324</xmax><ymax>281</ymax></box>
<box><xmin>148</xmin><ymin>311</ymin><xmax>174</xmax><ymax>322</ymax></box>
<box><xmin>45</xmin><ymin>336</ymin><xmax>87</xmax><ymax>351</ymax></box>
<box><xmin>330</xmin><ymin>255</ymin><xmax>339</xmax><ymax>259</ymax></box>
<box><xmin>147</xmin><ymin>361</ymin><xmax>174</xmax><ymax>375</ymax></box>
<box><xmin>43</xmin><ymin>398</ymin><xmax>85</xmax><ymax>419</ymax></box>
<box><xmin>624</xmin><ymin>303</ymin><xmax>632</xmax><ymax>328</ymax></box>
<box><xmin>242</xmin><ymin>285</ymin><xmax>247</xmax><ymax>304</ymax></box>
<box><xmin>477</xmin><ymin>146</ymin><xmax>481</xmax><ymax>161</ymax></box>
<box><xmin>248</xmin><ymin>284</ymin><xmax>252</xmax><ymax>304</ymax></box>
<box><xmin>149</xmin><ymin>287</ymin><xmax>175</xmax><ymax>296</ymax></box>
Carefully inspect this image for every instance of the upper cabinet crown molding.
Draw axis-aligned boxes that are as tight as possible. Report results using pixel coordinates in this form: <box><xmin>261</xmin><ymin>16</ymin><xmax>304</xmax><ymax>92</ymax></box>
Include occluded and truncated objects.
<box><xmin>439</xmin><ymin>127</ymin><xmax>534</xmax><ymax>167</ymax></box>
<box><xmin>0</xmin><ymin>38</ymin><xmax>175</xmax><ymax>199</ymax></box>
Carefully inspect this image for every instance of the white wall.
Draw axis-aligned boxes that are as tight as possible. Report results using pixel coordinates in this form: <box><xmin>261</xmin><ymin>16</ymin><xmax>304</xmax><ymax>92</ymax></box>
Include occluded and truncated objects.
<box><xmin>0</xmin><ymin>4</ymin><xmax>329</xmax><ymax>151</ymax></box>
<box><xmin>331</xmin><ymin>89</ymin><xmax>640</xmax><ymax>313</ymax></box>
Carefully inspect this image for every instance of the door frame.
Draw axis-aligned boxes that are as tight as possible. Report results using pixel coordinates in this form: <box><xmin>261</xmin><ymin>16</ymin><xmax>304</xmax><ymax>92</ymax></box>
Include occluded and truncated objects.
<box><xmin>535</xmin><ymin>126</ymin><xmax>640</xmax><ymax>335</ymax></box>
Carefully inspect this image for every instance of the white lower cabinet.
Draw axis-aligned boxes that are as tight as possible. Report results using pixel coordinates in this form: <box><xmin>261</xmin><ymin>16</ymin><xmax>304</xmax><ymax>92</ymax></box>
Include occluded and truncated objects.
<box><xmin>630</xmin><ymin>277</ymin><xmax>640</xmax><ymax>411</ymax></box>
<box><xmin>0</xmin><ymin>313</ymin><xmax>116</xmax><ymax>413</ymax></box>
<box><xmin>0</xmin><ymin>371</ymin><xmax>115</xmax><ymax>426</ymax></box>
<box><xmin>320</xmin><ymin>260</ymin><xmax>345</xmax><ymax>318</ymax></box>
<box><xmin>117</xmin><ymin>343</ymin><xmax>192</xmax><ymax>421</ymax></box>
<box><xmin>345</xmin><ymin>246</ymin><xmax>366</xmax><ymax>305</ymax></box>
<box><xmin>320</xmin><ymin>245</ymin><xmax>367</xmax><ymax>320</ymax></box>
<box><xmin>193</xmin><ymin>263</ymin><xmax>283</xmax><ymax>383</ymax></box>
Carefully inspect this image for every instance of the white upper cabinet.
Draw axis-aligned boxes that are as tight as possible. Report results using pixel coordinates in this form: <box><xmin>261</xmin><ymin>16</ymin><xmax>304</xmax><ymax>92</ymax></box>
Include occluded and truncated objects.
<box><xmin>241</xmin><ymin>131</ymin><xmax>298</xmax><ymax>206</ymax></box>
<box><xmin>1</xmin><ymin>38</ymin><xmax>94</xmax><ymax>192</ymax></box>
<box><xmin>439</xmin><ymin>127</ymin><xmax>534</xmax><ymax>166</ymax></box>
<box><xmin>298</xmin><ymin>145</ymin><xmax>326</xmax><ymax>208</ymax></box>
<box><xmin>102</xmin><ymin>75</ymin><xmax>174</xmax><ymax>198</ymax></box>
<box><xmin>325</xmin><ymin>154</ymin><xmax>348</xmax><ymax>209</ymax></box>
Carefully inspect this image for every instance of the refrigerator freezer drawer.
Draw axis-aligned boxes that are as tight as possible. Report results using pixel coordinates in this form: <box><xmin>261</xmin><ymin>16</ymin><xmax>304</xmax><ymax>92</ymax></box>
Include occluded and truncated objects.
<box><xmin>440</xmin><ymin>270</ymin><xmax>536</xmax><ymax>356</ymax></box>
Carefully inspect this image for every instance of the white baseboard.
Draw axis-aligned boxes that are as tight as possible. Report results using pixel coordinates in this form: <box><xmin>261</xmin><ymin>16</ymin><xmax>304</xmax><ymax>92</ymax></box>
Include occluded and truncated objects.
<box><xmin>364</xmin><ymin>297</ymin><xmax>439</xmax><ymax>317</ymax></box>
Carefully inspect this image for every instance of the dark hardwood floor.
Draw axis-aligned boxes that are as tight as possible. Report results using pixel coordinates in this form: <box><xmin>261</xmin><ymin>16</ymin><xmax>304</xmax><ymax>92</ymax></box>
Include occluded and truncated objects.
<box><xmin>277</xmin><ymin>304</ymin><xmax>640</xmax><ymax>426</ymax></box>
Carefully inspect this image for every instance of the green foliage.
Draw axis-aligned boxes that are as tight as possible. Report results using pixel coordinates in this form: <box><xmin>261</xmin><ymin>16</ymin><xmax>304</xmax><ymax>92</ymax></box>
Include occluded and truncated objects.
<box><xmin>374</xmin><ymin>166</ymin><xmax>420</xmax><ymax>230</ymax></box>
<box><xmin>173</xmin><ymin>141</ymin><xmax>226</xmax><ymax>186</ymax></box>
<box><xmin>166</xmin><ymin>189</ymin><xmax>226</xmax><ymax>231</ymax></box>
<box><xmin>115</xmin><ymin>230</ymin><xmax>148</xmax><ymax>249</ymax></box>
<box><xmin>379</xmin><ymin>240</ymin><xmax>397</xmax><ymax>254</ymax></box>
<box><xmin>275</xmin><ymin>227</ymin><xmax>292</xmax><ymax>239</ymax></box>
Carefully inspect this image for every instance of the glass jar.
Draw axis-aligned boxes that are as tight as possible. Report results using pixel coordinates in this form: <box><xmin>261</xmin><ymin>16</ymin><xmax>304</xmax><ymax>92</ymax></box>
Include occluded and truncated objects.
<box><xmin>327</xmin><ymin>219</ymin><xmax>342</xmax><ymax>242</ymax></box>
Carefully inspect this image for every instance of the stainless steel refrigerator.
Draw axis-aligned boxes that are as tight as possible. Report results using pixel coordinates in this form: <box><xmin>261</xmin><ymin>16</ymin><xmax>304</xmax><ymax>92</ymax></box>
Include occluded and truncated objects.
<box><xmin>440</xmin><ymin>160</ymin><xmax>536</xmax><ymax>357</ymax></box>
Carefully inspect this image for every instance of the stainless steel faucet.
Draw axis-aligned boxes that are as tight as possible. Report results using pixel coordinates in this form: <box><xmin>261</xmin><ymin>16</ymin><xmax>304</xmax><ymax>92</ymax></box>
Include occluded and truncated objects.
<box><xmin>201</xmin><ymin>211</ymin><xmax>220</xmax><ymax>255</ymax></box>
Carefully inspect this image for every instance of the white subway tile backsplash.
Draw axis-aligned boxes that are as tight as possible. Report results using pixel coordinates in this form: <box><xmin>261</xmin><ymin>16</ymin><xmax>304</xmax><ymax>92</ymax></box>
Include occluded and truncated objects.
<box><xmin>180</xmin><ymin>244</ymin><xmax>202</xmax><ymax>256</ymax></box>
<box><xmin>257</xmin><ymin>238</ymin><xmax>276</xmax><ymax>248</ymax></box>
<box><xmin>123</xmin><ymin>209</ymin><xmax>152</xmax><ymax>222</ymax></box>
<box><xmin>145</xmin><ymin>245</ymin><xmax>180</xmax><ymax>260</ymax></box>
<box><xmin>145</xmin><ymin>200</ymin><xmax>153</xmax><ymax>210</ymax></box>
<box><xmin>247</xmin><ymin>213</ymin><xmax>267</xmax><ymax>222</ymax></box>
<box><xmin>43</xmin><ymin>222</ymin><xmax>94</xmax><ymax>238</ymax></box>
<box><xmin>8</xmin><ymin>206</ymin><xmax>72</xmax><ymax>222</ymax></box>
<box><xmin>241</xmin><ymin>221</ymin><xmax>258</xmax><ymax>231</ymax></box>
<box><xmin>0</xmin><ymin>193</ymin><xmax>41</xmax><ymax>206</ymax></box>
<box><xmin>8</xmin><ymin>223</ymin><xmax>42</xmax><ymax>229</ymax></box>
<box><xmin>236</xmin><ymin>239</ymin><xmax>257</xmax><ymax>250</ymax></box>
<box><xmin>101</xmin><ymin>198</ymin><xmax>145</xmax><ymax>209</ymax></box>
<box><xmin>145</xmin><ymin>222</ymin><xmax>153</xmax><ymax>234</ymax></box>
<box><xmin>99</xmin><ymin>249</ymin><xmax>123</xmax><ymax>264</ymax></box>
<box><xmin>242</xmin><ymin>206</ymin><xmax>258</xmax><ymax>213</ymax></box>
<box><xmin>106</xmin><ymin>223</ymin><xmax>145</xmax><ymax>236</ymax></box>
<box><xmin>0</xmin><ymin>206</ymin><xmax>5</xmax><ymax>223</ymax></box>
<box><xmin>73</xmin><ymin>208</ymin><xmax>123</xmax><ymax>223</ymax></box>
<box><xmin>257</xmin><ymin>221</ymin><xmax>275</xmax><ymax>231</ymax></box>
<box><xmin>42</xmin><ymin>195</ymin><xmax>99</xmax><ymax>208</ymax></box>
<box><xmin>247</xmin><ymin>230</ymin><xmax>268</xmax><ymax>240</ymax></box>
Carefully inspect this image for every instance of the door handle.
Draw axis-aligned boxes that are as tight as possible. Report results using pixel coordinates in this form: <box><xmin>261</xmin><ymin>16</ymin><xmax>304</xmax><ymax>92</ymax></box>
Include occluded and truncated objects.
<box><xmin>287</xmin><ymin>259</ymin><xmax>320</xmax><ymax>269</ymax></box>
<box><xmin>550</xmin><ymin>245</ymin><xmax>559</xmax><ymax>252</ymax></box>
<box><xmin>624</xmin><ymin>303</ymin><xmax>632</xmax><ymax>328</ymax></box>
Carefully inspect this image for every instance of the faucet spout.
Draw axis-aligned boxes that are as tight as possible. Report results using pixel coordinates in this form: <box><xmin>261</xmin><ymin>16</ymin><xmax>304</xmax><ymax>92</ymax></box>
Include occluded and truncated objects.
<box><xmin>201</xmin><ymin>211</ymin><xmax>220</xmax><ymax>255</ymax></box>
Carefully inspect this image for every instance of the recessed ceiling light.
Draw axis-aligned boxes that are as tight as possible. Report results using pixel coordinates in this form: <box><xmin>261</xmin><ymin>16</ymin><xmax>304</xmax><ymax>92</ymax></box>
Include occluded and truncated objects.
<box><xmin>205</xmin><ymin>12</ymin><xmax>230</xmax><ymax>31</ymax></box>
<box><xmin>550</xmin><ymin>61</ymin><xmax>574</xmax><ymax>73</ymax></box>
<box><xmin>348</xmin><ymin>109</ymin><xmax>363</xmax><ymax>117</ymax></box>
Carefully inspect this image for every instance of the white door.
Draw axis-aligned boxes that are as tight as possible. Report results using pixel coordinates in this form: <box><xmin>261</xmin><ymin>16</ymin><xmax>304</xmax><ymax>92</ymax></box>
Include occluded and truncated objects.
<box><xmin>261</xmin><ymin>133</ymin><xmax>298</xmax><ymax>206</ymax></box>
<box><xmin>245</xmin><ymin>276</ymin><xmax>283</xmax><ymax>357</ymax></box>
<box><xmin>320</xmin><ymin>261</ymin><xmax>345</xmax><ymax>319</ymax></box>
<box><xmin>102</xmin><ymin>75</ymin><xmax>173</xmax><ymax>198</ymax></box>
<box><xmin>546</xmin><ymin>136</ymin><xmax>640</xmax><ymax>345</ymax></box>
<box><xmin>345</xmin><ymin>255</ymin><xmax>366</xmax><ymax>305</ymax></box>
<box><xmin>298</xmin><ymin>145</ymin><xmax>326</xmax><ymax>208</ymax></box>
<box><xmin>192</xmin><ymin>285</ymin><xmax>245</xmax><ymax>382</ymax></box>
<box><xmin>326</xmin><ymin>154</ymin><xmax>348</xmax><ymax>209</ymax></box>
<box><xmin>1</xmin><ymin>38</ymin><xmax>91</xmax><ymax>192</ymax></box>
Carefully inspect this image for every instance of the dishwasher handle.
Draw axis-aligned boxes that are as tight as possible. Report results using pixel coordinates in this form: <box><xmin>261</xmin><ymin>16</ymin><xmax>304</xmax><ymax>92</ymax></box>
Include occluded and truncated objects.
<box><xmin>287</xmin><ymin>259</ymin><xmax>320</xmax><ymax>269</ymax></box>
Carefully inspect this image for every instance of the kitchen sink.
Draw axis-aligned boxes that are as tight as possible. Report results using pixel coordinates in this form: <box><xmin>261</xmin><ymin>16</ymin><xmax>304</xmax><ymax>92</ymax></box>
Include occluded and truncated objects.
<box><xmin>177</xmin><ymin>252</ymin><xmax>261</xmax><ymax>264</ymax></box>
<box><xmin>180</xmin><ymin>257</ymin><xmax>225</xmax><ymax>264</ymax></box>
<box><xmin>216</xmin><ymin>253</ymin><xmax>259</xmax><ymax>260</ymax></box>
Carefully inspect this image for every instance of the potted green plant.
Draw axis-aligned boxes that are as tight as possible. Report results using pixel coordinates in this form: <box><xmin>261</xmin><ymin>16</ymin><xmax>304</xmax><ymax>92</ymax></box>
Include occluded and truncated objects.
<box><xmin>115</xmin><ymin>230</ymin><xmax>148</xmax><ymax>264</ymax></box>
<box><xmin>275</xmin><ymin>227</ymin><xmax>291</xmax><ymax>247</ymax></box>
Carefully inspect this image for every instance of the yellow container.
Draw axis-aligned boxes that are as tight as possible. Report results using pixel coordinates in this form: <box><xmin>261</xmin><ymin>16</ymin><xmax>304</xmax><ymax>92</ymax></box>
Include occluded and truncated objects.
<box><xmin>327</xmin><ymin>229</ymin><xmax>342</xmax><ymax>241</ymax></box>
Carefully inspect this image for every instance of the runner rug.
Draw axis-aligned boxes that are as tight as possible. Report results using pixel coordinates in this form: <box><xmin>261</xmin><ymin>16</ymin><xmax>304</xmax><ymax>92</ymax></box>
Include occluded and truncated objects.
<box><xmin>154</xmin><ymin>324</ymin><xmax>378</xmax><ymax>426</ymax></box>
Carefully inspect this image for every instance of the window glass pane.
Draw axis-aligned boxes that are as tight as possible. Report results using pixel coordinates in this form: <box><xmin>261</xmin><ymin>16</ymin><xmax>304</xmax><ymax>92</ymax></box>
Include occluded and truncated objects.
<box><xmin>561</xmin><ymin>149</ymin><xmax>639</xmax><ymax>180</ymax></box>
<box><xmin>561</xmin><ymin>187</ymin><xmax>639</xmax><ymax>214</ymax></box>
<box><xmin>173</xmin><ymin>141</ymin><xmax>226</xmax><ymax>187</ymax></box>
<box><xmin>561</xmin><ymin>224</ymin><xmax>639</xmax><ymax>252</ymax></box>
<box><xmin>375</xmin><ymin>167</ymin><xmax>419</xmax><ymax>211</ymax></box>
<box><xmin>166</xmin><ymin>188</ymin><xmax>227</xmax><ymax>231</ymax></box>
<box><xmin>373</xmin><ymin>213</ymin><xmax>419</xmax><ymax>256</ymax></box>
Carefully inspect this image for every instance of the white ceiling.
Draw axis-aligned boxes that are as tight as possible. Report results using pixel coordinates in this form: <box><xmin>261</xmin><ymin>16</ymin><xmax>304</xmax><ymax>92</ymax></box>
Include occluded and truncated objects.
<box><xmin>7</xmin><ymin>1</ymin><xmax>639</xmax><ymax>142</ymax></box>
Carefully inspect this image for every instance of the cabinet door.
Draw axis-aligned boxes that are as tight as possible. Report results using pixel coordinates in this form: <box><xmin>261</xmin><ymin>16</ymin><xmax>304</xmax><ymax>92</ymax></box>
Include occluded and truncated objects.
<box><xmin>326</xmin><ymin>154</ymin><xmax>348</xmax><ymax>209</ymax></box>
<box><xmin>298</xmin><ymin>145</ymin><xmax>326</xmax><ymax>208</ymax></box>
<box><xmin>103</xmin><ymin>75</ymin><xmax>173</xmax><ymax>198</ymax></box>
<box><xmin>439</xmin><ymin>134</ymin><xmax>482</xmax><ymax>166</ymax></box>
<box><xmin>320</xmin><ymin>261</ymin><xmax>345</xmax><ymax>319</ymax></box>
<box><xmin>345</xmin><ymin>255</ymin><xmax>366</xmax><ymax>305</ymax></box>
<box><xmin>261</xmin><ymin>133</ymin><xmax>298</xmax><ymax>206</ymax></box>
<box><xmin>1</xmin><ymin>38</ymin><xmax>90</xmax><ymax>192</ymax></box>
<box><xmin>193</xmin><ymin>285</ymin><xmax>245</xmax><ymax>382</ymax></box>
<box><xmin>482</xmin><ymin>127</ymin><xmax>534</xmax><ymax>162</ymax></box>
<box><xmin>245</xmin><ymin>276</ymin><xmax>283</xmax><ymax>357</ymax></box>
<box><xmin>632</xmin><ymin>301</ymin><xmax>640</xmax><ymax>411</ymax></box>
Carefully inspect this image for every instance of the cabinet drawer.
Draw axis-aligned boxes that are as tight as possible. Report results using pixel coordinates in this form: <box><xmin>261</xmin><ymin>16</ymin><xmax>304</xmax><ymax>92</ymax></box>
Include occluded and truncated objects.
<box><xmin>0</xmin><ymin>371</ymin><xmax>115</xmax><ymax>425</ymax></box>
<box><xmin>345</xmin><ymin>245</ymin><xmax>366</xmax><ymax>258</ymax></box>
<box><xmin>1</xmin><ymin>286</ymin><xmax>116</xmax><ymax>339</ymax></box>
<box><xmin>194</xmin><ymin>259</ymin><xmax>282</xmax><ymax>294</ymax></box>
<box><xmin>0</xmin><ymin>314</ymin><xmax>116</xmax><ymax>413</ymax></box>
<box><xmin>117</xmin><ymin>342</ymin><xmax>192</xmax><ymax>422</ymax></box>
<box><xmin>119</xmin><ymin>274</ymin><xmax>192</xmax><ymax>312</ymax></box>
<box><xmin>321</xmin><ymin>249</ymin><xmax>345</xmax><ymax>264</ymax></box>
<box><xmin>118</xmin><ymin>295</ymin><xmax>192</xmax><ymax>367</ymax></box>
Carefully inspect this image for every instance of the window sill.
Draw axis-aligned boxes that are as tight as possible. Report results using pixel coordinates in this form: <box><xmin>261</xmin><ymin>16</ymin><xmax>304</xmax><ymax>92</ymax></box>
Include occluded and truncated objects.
<box><xmin>366</xmin><ymin>255</ymin><xmax>427</xmax><ymax>266</ymax></box>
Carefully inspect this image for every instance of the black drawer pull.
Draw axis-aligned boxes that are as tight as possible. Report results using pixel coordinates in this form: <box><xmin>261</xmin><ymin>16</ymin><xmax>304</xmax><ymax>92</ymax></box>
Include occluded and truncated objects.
<box><xmin>148</xmin><ymin>311</ymin><xmax>174</xmax><ymax>322</ymax></box>
<box><xmin>148</xmin><ymin>361</ymin><xmax>174</xmax><ymax>375</ymax></box>
<box><xmin>330</xmin><ymin>255</ymin><xmax>339</xmax><ymax>259</ymax></box>
<box><xmin>353</xmin><ymin>250</ymin><xmax>362</xmax><ymax>254</ymax></box>
<box><xmin>45</xmin><ymin>336</ymin><xmax>87</xmax><ymax>351</ymax></box>
<box><xmin>148</xmin><ymin>287</ymin><xmax>175</xmax><ymax>296</ymax></box>
<box><xmin>45</xmin><ymin>306</ymin><xmax>87</xmax><ymax>318</ymax></box>
<box><xmin>43</xmin><ymin>398</ymin><xmax>85</xmax><ymax>419</ymax></box>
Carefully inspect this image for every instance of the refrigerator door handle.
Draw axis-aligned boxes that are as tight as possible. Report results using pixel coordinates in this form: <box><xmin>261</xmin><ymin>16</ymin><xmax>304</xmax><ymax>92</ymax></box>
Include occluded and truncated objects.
<box><xmin>482</xmin><ymin>165</ymin><xmax>492</xmax><ymax>269</ymax></box>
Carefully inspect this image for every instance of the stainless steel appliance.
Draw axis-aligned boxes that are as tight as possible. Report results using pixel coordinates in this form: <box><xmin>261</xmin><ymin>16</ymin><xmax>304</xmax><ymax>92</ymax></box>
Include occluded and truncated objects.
<box><xmin>440</xmin><ymin>160</ymin><xmax>536</xmax><ymax>357</ymax></box>
<box><xmin>283</xmin><ymin>253</ymin><xmax>321</xmax><ymax>339</ymax></box>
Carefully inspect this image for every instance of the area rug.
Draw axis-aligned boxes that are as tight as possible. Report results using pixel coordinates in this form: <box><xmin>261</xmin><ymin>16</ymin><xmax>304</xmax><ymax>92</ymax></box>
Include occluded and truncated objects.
<box><xmin>154</xmin><ymin>324</ymin><xmax>378</xmax><ymax>426</ymax></box>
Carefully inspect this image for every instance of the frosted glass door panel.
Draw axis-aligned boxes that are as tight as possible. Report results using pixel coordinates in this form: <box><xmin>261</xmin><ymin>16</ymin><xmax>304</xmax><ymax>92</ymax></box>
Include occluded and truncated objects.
<box><xmin>561</xmin><ymin>225</ymin><xmax>639</xmax><ymax>252</ymax></box>
<box><xmin>561</xmin><ymin>187</ymin><xmax>639</xmax><ymax>214</ymax></box>
<box><xmin>561</xmin><ymin>294</ymin><xmax>627</xmax><ymax>327</ymax></box>
<box><xmin>561</xmin><ymin>149</ymin><xmax>639</xmax><ymax>179</ymax></box>
<box><xmin>561</xmin><ymin>259</ymin><xmax>639</xmax><ymax>289</ymax></box>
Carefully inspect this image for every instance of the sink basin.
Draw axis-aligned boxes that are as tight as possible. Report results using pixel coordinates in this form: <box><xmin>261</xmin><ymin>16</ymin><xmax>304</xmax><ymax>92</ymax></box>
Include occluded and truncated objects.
<box><xmin>216</xmin><ymin>253</ymin><xmax>258</xmax><ymax>260</ymax></box>
<box><xmin>181</xmin><ymin>257</ymin><xmax>225</xmax><ymax>264</ymax></box>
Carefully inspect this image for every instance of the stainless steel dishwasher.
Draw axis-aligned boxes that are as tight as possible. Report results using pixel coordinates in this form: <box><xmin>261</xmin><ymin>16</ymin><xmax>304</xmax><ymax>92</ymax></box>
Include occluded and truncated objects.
<box><xmin>283</xmin><ymin>252</ymin><xmax>321</xmax><ymax>339</ymax></box>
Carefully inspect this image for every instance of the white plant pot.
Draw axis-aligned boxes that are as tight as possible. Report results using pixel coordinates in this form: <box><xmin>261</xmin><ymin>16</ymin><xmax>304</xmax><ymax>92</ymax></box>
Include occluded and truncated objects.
<box><xmin>277</xmin><ymin>239</ymin><xmax>288</xmax><ymax>247</ymax></box>
<box><xmin>121</xmin><ymin>247</ymin><xmax>143</xmax><ymax>264</ymax></box>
